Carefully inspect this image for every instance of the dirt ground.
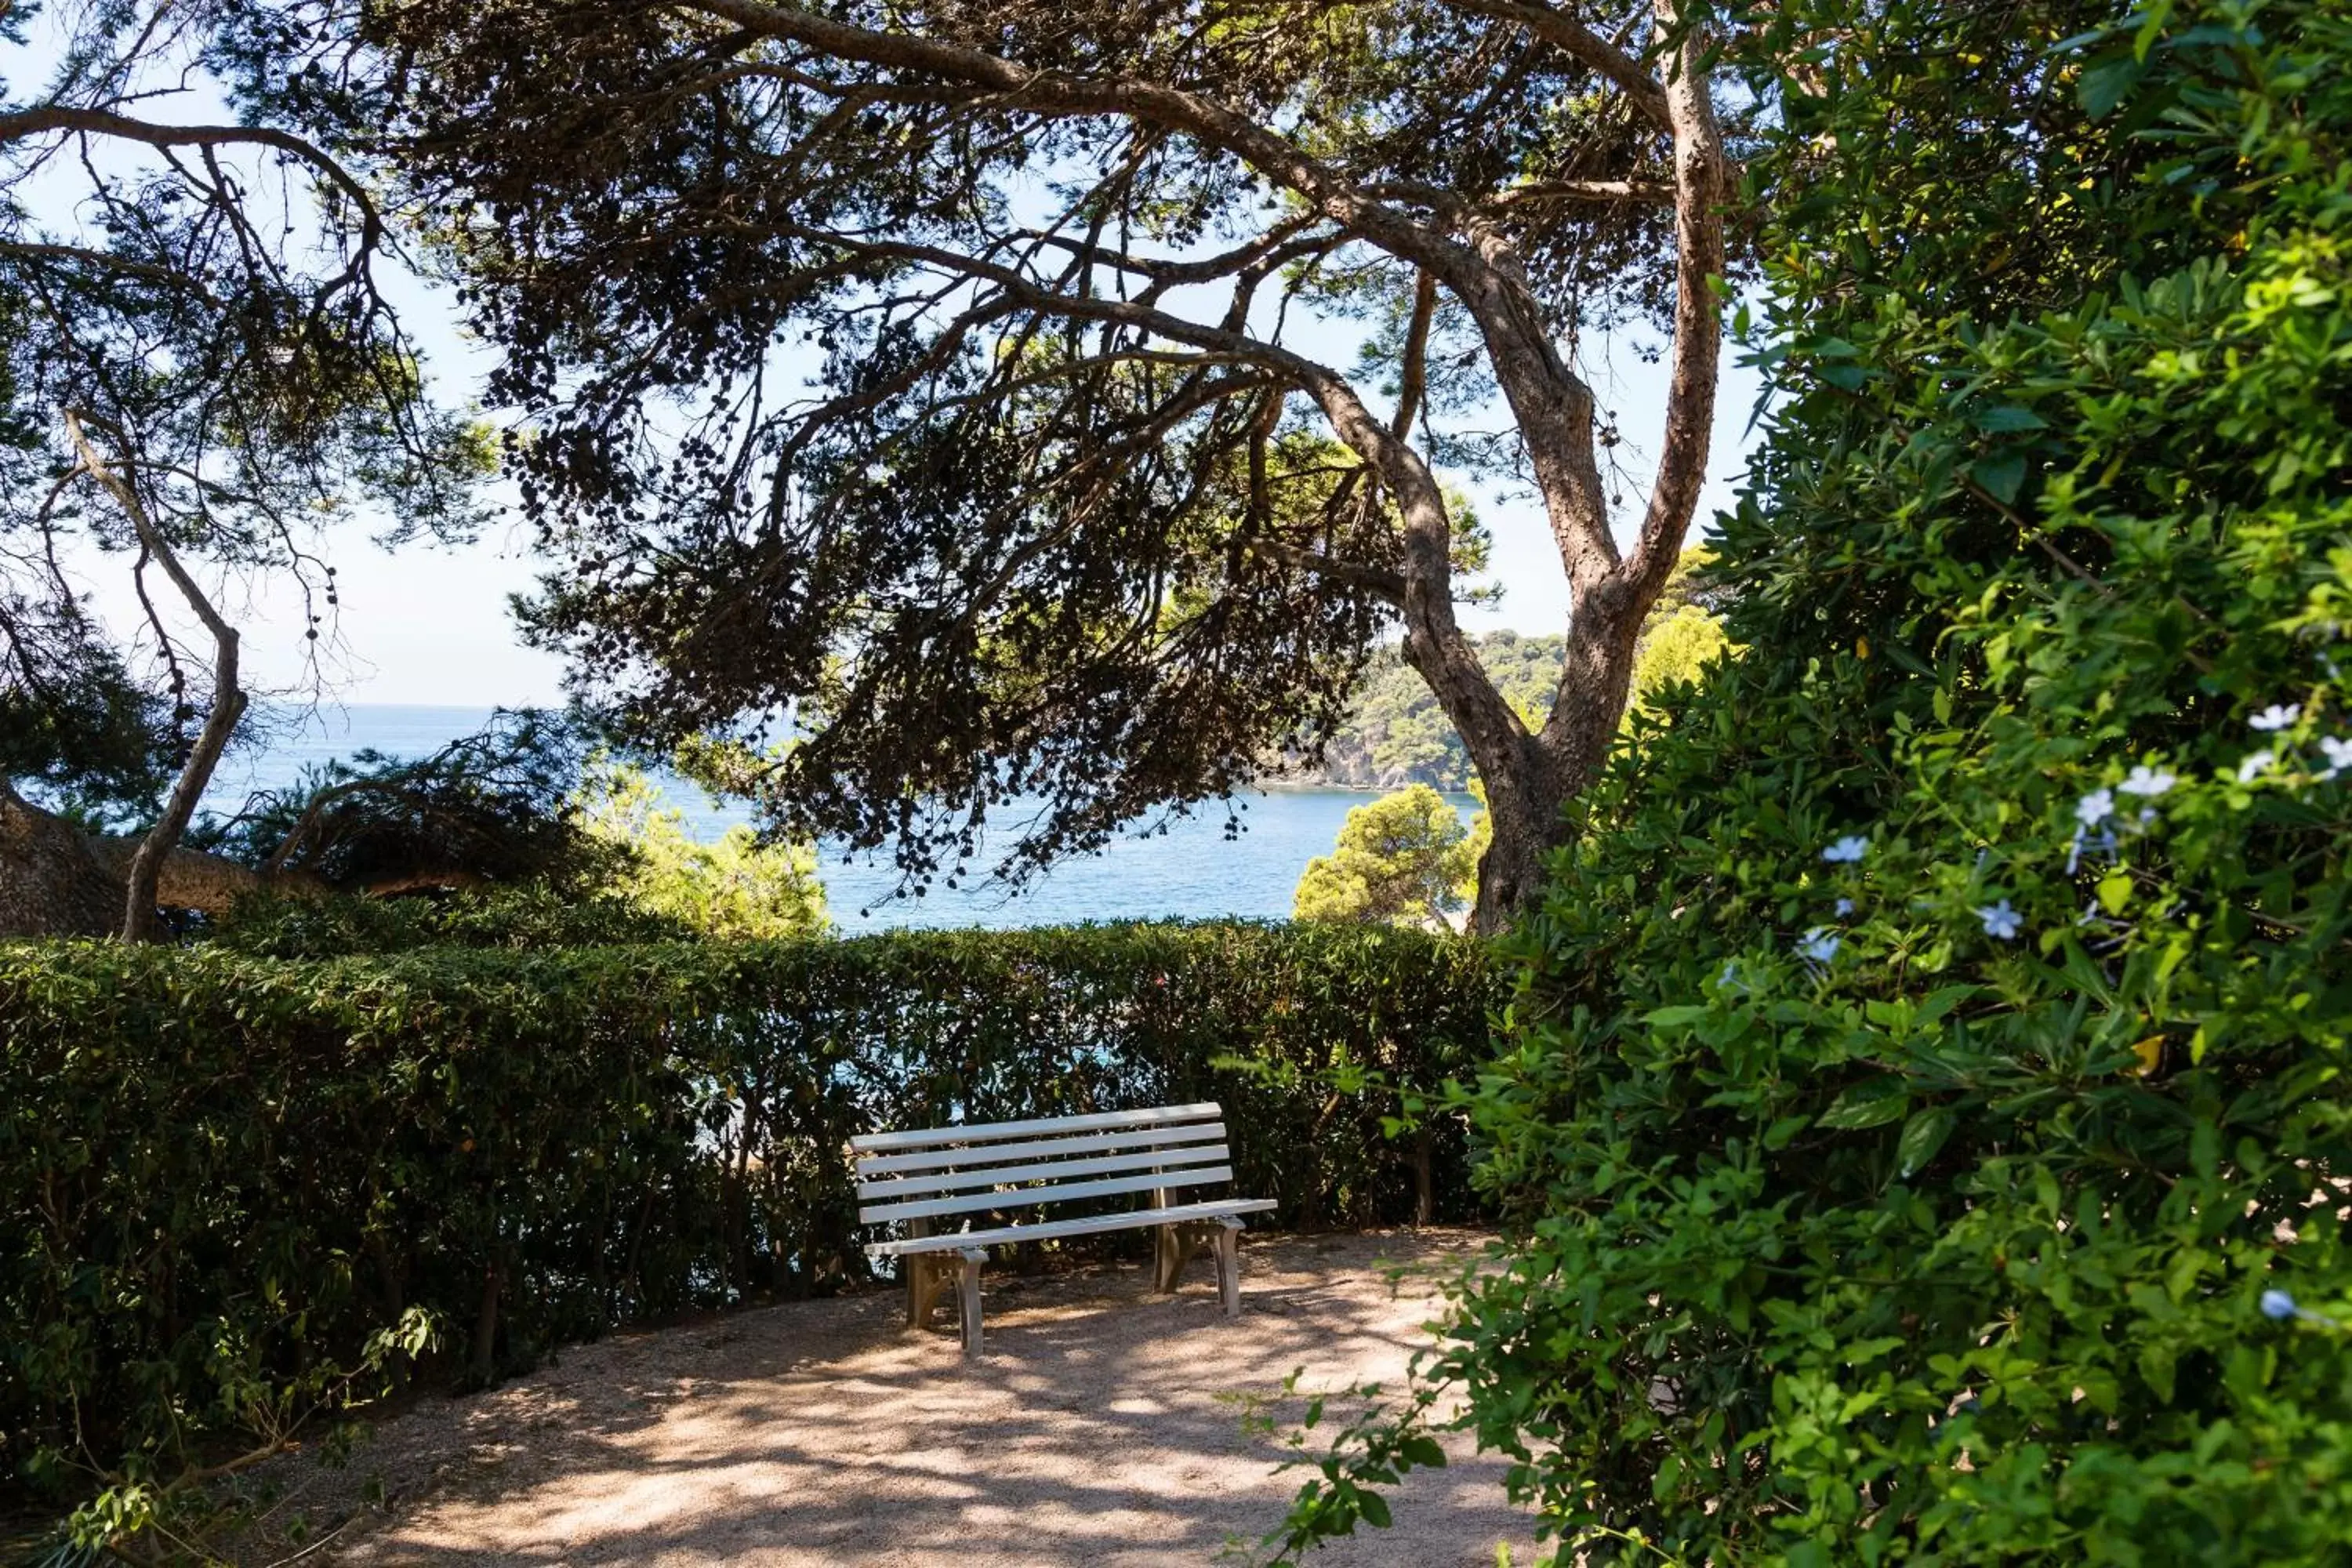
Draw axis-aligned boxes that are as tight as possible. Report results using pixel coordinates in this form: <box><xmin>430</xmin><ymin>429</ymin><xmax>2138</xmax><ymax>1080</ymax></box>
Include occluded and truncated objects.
<box><xmin>238</xmin><ymin>1229</ymin><xmax>1536</xmax><ymax>1567</ymax></box>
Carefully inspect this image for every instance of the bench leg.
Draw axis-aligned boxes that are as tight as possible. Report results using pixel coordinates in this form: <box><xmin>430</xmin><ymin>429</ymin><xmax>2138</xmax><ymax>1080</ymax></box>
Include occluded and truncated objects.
<box><xmin>958</xmin><ymin>1247</ymin><xmax>987</xmax><ymax>1358</ymax></box>
<box><xmin>907</xmin><ymin>1254</ymin><xmax>951</xmax><ymax>1330</ymax></box>
<box><xmin>1214</xmin><ymin>1218</ymin><xmax>1243</xmax><ymax>1319</ymax></box>
<box><xmin>905</xmin><ymin>1218</ymin><xmax>942</xmax><ymax>1328</ymax></box>
<box><xmin>1153</xmin><ymin>1221</ymin><xmax>1203</xmax><ymax>1293</ymax></box>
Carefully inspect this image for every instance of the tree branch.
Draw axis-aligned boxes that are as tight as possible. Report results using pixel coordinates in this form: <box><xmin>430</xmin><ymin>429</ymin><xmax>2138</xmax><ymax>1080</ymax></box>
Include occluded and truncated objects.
<box><xmin>1248</xmin><ymin>539</ymin><xmax>1407</xmax><ymax>605</ymax></box>
<box><xmin>1394</xmin><ymin>270</ymin><xmax>1438</xmax><ymax>444</ymax></box>
<box><xmin>64</xmin><ymin>408</ymin><xmax>249</xmax><ymax>942</ymax></box>
<box><xmin>1435</xmin><ymin>0</ymin><xmax>1675</xmax><ymax>129</ymax></box>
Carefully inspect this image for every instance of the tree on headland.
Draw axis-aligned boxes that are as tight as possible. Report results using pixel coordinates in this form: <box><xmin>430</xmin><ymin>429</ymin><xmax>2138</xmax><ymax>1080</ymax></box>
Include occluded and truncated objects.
<box><xmin>357</xmin><ymin>0</ymin><xmax>1744</xmax><ymax>933</ymax></box>
<box><xmin>1301</xmin><ymin>546</ymin><xmax>1731</xmax><ymax>789</ymax></box>
<box><xmin>1294</xmin><ymin>782</ymin><xmax>1479</xmax><ymax>930</ymax></box>
<box><xmin>0</xmin><ymin>2</ymin><xmax>493</xmax><ymax>937</ymax></box>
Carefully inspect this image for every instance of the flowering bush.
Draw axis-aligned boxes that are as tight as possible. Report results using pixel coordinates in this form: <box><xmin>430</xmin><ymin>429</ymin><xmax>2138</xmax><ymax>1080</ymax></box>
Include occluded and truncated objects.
<box><xmin>1276</xmin><ymin>1</ymin><xmax>2352</xmax><ymax>1561</ymax></box>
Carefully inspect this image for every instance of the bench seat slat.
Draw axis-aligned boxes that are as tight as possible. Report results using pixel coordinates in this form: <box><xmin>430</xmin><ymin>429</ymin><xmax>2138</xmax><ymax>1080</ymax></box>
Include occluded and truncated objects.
<box><xmin>866</xmin><ymin>1196</ymin><xmax>1279</xmax><ymax>1258</ymax></box>
<box><xmin>858</xmin><ymin>1165</ymin><xmax>1233</xmax><ymax>1225</ymax></box>
<box><xmin>857</xmin><ymin>1144</ymin><xmax>1229</xmax><ymax>1200</ymax></box>
<box><xmin>855</xmin><ymin>1121</ymin><xmax>1225</xmax><ymax>1176</ymax></box>
<box><xmin>850</xmin><ymin>1102</ymin><xmax>1221</xmax><ymax>1153</ymax></box>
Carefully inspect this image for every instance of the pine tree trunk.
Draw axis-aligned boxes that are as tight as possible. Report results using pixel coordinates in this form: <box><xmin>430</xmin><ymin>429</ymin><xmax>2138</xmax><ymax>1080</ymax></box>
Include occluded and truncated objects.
<box><xmin>0</xmin><ymin>776</ymin><xmax>119</xmax><ymax>938</ymax></box>
<box><xmin>0</xmin><ymin>775</ymin><xmax>294</xmax><ymax>938</ymax></box>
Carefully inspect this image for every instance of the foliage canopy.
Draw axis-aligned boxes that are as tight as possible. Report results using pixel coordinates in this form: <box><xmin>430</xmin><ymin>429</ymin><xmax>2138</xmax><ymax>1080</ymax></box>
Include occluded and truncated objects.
<box><xmin>343</xmin><ymin>0</ymin><xmax>1742</xmax><ymax>926</ymax></box>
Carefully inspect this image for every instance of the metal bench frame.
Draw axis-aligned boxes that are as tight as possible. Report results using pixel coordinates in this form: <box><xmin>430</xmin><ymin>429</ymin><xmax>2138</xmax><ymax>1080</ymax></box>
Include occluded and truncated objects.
<box><xmin>853</xmin><ymin>1102</ymin><xmax>1276</xmax><ymax>1356</ymax></box>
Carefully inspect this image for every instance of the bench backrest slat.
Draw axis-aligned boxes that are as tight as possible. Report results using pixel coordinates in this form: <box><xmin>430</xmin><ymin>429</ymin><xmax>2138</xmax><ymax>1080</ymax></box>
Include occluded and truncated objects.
<box><xmin>857</xmin><ymin>1142</ymin><xmax>1230</xmax><ymax>1202</ymax></box>
<box><xmin>861</xmin><ymin>1165</ymin><xmax>1236</xmax><ymax>1225</ymax></box>
<box><xmin>855</xmin><ymin>1120</ymin><xmax>1225</xmax><ymax>1176</ymax></box>
<box><xmin>849</xmin><ymin>1102</ymin><xmax>1221</xmax><ymax>1153</ymax></box>
<box><xmin>851</xmin><ymin>1102</ymin><xmax>1247</xmax><ymax>1231</ymax></box>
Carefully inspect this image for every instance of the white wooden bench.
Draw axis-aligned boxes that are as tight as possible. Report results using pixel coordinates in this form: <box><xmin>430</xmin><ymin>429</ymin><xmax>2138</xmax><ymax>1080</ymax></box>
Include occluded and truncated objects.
<box><xmin>853</xmin><ymin>1102</ymin><xmax>1276</xmax><ymax>1356</ymax></box>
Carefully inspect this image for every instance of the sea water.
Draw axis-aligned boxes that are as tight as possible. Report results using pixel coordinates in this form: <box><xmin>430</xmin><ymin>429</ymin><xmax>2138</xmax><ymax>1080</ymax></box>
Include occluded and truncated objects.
<box><xmin>203</xmin><ymin>704</ymin><xmax>1473</xmax><ymax>932</ymax></box>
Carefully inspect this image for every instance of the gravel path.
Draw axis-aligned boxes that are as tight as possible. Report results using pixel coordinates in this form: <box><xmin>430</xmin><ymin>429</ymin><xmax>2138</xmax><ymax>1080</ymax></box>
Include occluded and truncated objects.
<box><xmin>249</xmin><ymin>1229</ymin><xmax>1533</xmax><ymax>1567</ymax></box>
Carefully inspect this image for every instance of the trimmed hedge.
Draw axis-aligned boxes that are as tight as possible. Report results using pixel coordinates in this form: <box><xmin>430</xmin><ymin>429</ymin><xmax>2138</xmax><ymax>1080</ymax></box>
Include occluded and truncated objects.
<box><xmin>0</xmin><ymin>921</ymin><xmax>1493</xmax><ymax>1504</ymax></box>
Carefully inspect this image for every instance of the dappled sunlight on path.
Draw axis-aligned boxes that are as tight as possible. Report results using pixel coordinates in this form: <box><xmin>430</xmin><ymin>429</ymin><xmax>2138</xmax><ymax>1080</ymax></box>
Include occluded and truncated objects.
<box><xmin>305</xmin><ymin>1230</ymin><xmax>1533</xmax><ymax>1566</ymax></box>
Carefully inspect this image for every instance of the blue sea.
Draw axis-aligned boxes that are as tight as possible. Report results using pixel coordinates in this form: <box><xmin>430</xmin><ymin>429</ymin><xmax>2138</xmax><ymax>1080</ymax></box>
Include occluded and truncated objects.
<box><xmin>205</xmin><ymin>705</ymin><xmax>1464</xmax><ymax>932</ymax></box>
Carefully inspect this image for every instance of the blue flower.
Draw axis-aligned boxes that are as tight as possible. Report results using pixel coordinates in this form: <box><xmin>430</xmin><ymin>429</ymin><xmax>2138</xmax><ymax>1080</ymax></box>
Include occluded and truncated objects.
<box><xmin>1822</xmin><ymin>835</ymin><xmax>1870</xmax><ymax>864</ymax></box>
<box><xmin>2251</xmin><ymin>702</ymin><xmax>2302</xmax><ymax>733</ymax></box>
<box><xmin>2065</xmin><ymin>825</ymin><xmax>2115</xmax><ymax>876</ymax></box>
<box><xmin>2118</xmin><ymin>765</ymin><xmax>2176</xmax><ymax>799</ymax></box>
<box><xmin>1976</xmin><ymin>900</ymin><xmax>2023</xmax><ymax>941</ymax></box>
<box><xmin>2263</xmin><ymin>1289</ymin><xmax>2299</xmax><ymax>1321</ymax></box>
<box><xmin>2320</xmin><ymin>735</ymin><xmax>2352</xmax><ymax>781</ymax></box>
<box><xmin>2075</xmin><ymin>788</ymin><xmax>2115</xmax><ymax>829</ymax></box>
<box><xmin>1835</xmin><ymin>898</ymin><xmax>1856</xmax><ymax>917</ymax></box>
<box><xmin>1796</xmin><ymin>927</ymin><xmax>1841</xmax><ymax>964</ymax></box>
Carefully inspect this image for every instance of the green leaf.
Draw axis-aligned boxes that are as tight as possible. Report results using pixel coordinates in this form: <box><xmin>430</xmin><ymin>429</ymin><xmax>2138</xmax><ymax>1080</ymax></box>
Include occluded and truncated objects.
<box><xmin>1914</xmin><ymin>985</ymin><xmax>1979</xmax><ymax>1029</ymax></box>
<box><xmin>2138</xmin><ymin>1340</ymin><xmax>2178</xmax><ymax>1404</ymax></box>
<box><xmin>1896</xmin><ymin>1108</ymin><xmax>1956</xmax><ymax>1178</ymax></box>
<box><xmin>2079</xmin><ymin>54</ymin><xmax>2145</xmax><ymax>117</ymax></box>
<box><xmin>2097</xmin><ymin>871</ymin><xmax>2134</xmax><ymax>915</ymax></box>
<box><xmin>1970</xmin><ymin>452</ymin><xmax>2030</xmax><ymax>506</ymax></box>
<box><xmin>1399</xmin><ymin>1436</ymin><xmax>1448</xmax><ymax>1470</ymax></box>
<box><xmin>1973</xmin><ymin>404</ymin><xmax>2048</xmax><ymax>434</ymax></box>
<box><xmin>1817</xmin><ymin>1080</ymin><xmax>1911</xmax><ymax>1131</ymax></box>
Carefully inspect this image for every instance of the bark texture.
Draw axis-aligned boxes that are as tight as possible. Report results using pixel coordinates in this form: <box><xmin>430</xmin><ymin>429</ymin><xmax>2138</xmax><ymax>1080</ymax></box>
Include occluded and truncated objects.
<box><xmin>0</xmin><ymin>776</ymin><xmax>304</xmax><ymax>938</ymax></box>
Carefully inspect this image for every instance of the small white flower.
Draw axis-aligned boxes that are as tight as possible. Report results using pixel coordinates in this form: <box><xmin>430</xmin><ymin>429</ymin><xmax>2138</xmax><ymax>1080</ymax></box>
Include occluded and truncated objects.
<box><xmin>1822</xmin><ymin>835</ymin><xmax>1870</xmax><ymax>864</ymax></box>
<box><xmin>1796</xmin><ymin>927</ymin><xmax>1841</xmax><ymax>964</ymax></box>
<box><xmin>1976</xmin><ymin>900</ymin><xmax>2023</xmax><ymax>941</ymax></box>
<box><xmin>2075</xmin><ymin>788</ymin><xmax>2115</xmax><ymax>828</ymax></box>
<box><xmin>1835</xmin><ymin>898</ymin><xmax>1856</xmax><ymax>917</ymax></box>
<box><xmin>2238</xmin><ymin>750</ymin><xmax>2276</xmax><ymax>782</ymax></box>
<box><xmin>2251</xmin><ymin>703</ymin><xmax>2303</xmax><ymax>732</ymax></box>
<box><xmin>2320</xmin><ymin>736</ymin><xmax>2352</xmax><ymax>780</ymax></box>
<box><xmin>2119</xmin><ymin>765</ymin><xmax>2177</xmax><ymax>799</ymax></box>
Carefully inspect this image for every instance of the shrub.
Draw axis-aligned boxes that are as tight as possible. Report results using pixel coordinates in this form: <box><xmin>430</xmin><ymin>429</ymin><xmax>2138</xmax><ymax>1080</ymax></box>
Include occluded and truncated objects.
<box><xmin>1277</xmin><ymin>2</ymin><xmax>2352</xmax><ymax>1563</ymax></box>
<box><xmin>0</xmin><ymin>921</ymin><xmax>1493</xmax><ymax>1526</ymax></box>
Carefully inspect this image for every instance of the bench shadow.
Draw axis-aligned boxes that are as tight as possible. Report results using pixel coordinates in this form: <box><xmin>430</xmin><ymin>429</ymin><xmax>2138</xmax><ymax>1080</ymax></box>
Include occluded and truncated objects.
<box><xmin>321</xmin><ymin>1232</ymin><xmax>1526</xmax><ymax>1566</ymax></box>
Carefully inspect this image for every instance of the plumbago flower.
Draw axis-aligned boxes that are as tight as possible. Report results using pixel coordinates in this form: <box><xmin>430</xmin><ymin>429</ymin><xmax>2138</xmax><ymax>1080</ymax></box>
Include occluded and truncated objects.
<box><xmin>2261</xmin><ymin>1290</ymin><xmax>2343</xmax><ymax>1329</ymax></box>
<box><xmin>2239</xmin><ymin>750</ymin><xmax>2278</xmax><ymax>782</ymax></box>
<box><xmin>2067</xmin><ymin>787</ymin><xmax>2122</xmax><ymax>874</ymax></box>
<box><xmin>1835</xmin><ymin>898</ymin><xmax>1855</xmax><ymax>916</ymax></box>
<box><xmin>1796</xmin><ymin>927</ymin><xmax>1841</xmax><ymax>964</ymax></box>
<box><xmin>2119</xmin><ymin>764</ymin><xmax>2177</xmax><ymax>798</ymax></box>
<box><xmin>2320</xmin><ymin>736</ymin><xmax>2352</xmax><ymax>780</ymax></box>
<box><xmin>1822</xmin><ymin>835</ymin><xmax>1870</xmax><ymax>864</ymax></box>
<box><xmin>1976</xmin><ymin>900</ymin><xmax>2023</xmax><ymax>941</ymax></box>
<box><xmin>2251</xmin><ymin>702</ymin><xmax>2303</xmax><ymax>732</ymax></box>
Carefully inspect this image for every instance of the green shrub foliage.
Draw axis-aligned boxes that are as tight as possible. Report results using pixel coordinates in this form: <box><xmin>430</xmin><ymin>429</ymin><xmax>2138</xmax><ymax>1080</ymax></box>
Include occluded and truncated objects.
<box><xmin>0</xmin><ymin>922</ymin><xmax>1490</xmax><ymax>1511</ymax></box>
<box><xmin>1279</xmin><ymin>2</ymin><xmax>2352</xmax><ymax>1563</ymax></box>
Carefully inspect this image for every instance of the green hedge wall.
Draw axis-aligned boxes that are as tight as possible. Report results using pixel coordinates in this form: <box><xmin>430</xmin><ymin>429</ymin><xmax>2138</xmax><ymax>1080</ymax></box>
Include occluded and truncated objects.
<box><xmin>0</xmin><ymin>921</ymin><xmax>1492</xmax><ymax>1503</ymax></box>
